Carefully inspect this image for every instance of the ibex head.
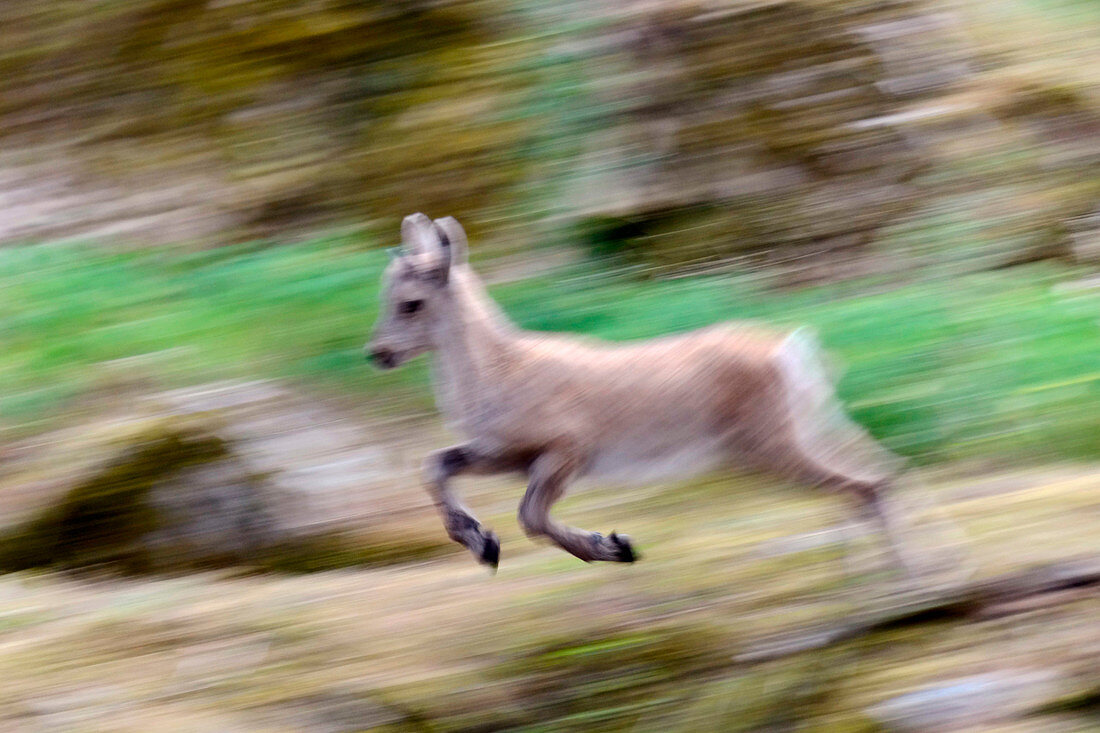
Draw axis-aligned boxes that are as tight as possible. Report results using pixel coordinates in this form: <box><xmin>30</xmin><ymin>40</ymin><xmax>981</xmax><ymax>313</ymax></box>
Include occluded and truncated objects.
<box><xmin>365</xmin><ymin>213</ymin><xmax>468</xmax><ymax>369</ymax></box>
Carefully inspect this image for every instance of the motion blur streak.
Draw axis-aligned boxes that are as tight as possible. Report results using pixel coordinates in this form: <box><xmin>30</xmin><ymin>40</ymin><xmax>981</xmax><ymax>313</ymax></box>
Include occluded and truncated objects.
<box><xmin>0</xmin><ymin>1</ymin><xmax>1097</xmax><ymax>731</ymax></box>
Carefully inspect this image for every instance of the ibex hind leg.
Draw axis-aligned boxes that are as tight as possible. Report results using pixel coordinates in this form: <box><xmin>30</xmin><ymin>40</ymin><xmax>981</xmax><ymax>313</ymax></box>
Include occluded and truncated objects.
<box><xmin>883</xmin><ymin>474</ymin><xmax>978</xmax><ymax>585</ymax></box>
<box><xmin>768</xmin><ymin>328</ymin><xmax>922</xmax><ymax>579</ymax></box>
<box><xmin>776</xmin><ymin>435</ymin><xmax>923</xmax><ymax>580</ymax></box>
<box><xmin>749</xmin><ymin>433</ymin><xmax>920</xmax><ymax>579</ymax></box>
<box><xmin>732</xmin><ymin>425</ymin><xmax>918</xmax><ymax>583</ymax></box>
<box><xmin>848</xmin><ymin>480</ymin><xmax>922</xmax><ymax>578</ymax></box>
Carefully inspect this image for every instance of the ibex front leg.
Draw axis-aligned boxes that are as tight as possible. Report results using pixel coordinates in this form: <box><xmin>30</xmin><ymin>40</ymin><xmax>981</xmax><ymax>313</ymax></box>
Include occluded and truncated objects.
<box><xmin>425</xmin><ymin>443</ymin><xmax>521</xmax><ymax>569</ymax></box>
<box><xmin>518</xmin><ymin>452</ymin><xmax>637</xmax><ymax>563</ymax></box>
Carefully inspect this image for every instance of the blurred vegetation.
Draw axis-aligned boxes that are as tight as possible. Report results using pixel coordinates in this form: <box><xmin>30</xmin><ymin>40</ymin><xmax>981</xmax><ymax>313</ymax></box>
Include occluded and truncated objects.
<box><xmin>2</xmin><ymin>236</ymin><xmax>1098</xmax><ymax>464</ymax></box>
<box><xmin>0</xmin><ymin>2</ymin><xmax>1098</xmax><ymax>730</ymax></box>
<box><xmin>0</xmin><ymin>0</ymin><xmax>548</xmax><ymax>243</ymax></box>
<box><xmin>0</xmin><ymin>0</ymin><xmax>1097</xmax><ymax>276</ymax></box>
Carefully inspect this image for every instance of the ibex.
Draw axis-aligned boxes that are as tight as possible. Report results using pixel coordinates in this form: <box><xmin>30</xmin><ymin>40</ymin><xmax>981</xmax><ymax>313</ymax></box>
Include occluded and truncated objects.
<box><xmin>367</xmin><ymin>214</ymin><xmax>915</xmax><ymax>573</ymax></box>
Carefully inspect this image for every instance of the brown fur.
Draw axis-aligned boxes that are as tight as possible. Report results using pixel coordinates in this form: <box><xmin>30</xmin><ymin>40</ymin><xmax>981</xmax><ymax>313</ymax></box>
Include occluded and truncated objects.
<box><xmin>367</xmin><ymin>214</ymin><xmax>914</xmax><ymax>570</ymax></box>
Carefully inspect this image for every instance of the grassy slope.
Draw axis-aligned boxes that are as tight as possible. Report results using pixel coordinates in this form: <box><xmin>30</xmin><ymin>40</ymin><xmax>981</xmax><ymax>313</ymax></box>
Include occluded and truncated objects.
<box><xmin>0</xmin><ymin>462</ymin><xmax>1097</xmax><ymax>732</ymax></box>
<box><xmin>2</xmin><ymin>235</ymin><xmax>1098</xmax><ymax>464</ymax></box>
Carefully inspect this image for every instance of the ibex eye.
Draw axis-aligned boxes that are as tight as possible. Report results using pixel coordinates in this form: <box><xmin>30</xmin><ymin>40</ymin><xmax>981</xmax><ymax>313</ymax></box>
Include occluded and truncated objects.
<box><xmin>399</xmin><ymin>299</ymin><xmax>424</xmax><ymax>316</ymax></box>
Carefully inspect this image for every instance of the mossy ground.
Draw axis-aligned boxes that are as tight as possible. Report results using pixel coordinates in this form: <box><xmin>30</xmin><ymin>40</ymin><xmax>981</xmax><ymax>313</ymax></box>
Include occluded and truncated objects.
<box><xmin>0</xmin><ymin>460</ymin><xmax>1095</xmax><ymax>731</ymax></box>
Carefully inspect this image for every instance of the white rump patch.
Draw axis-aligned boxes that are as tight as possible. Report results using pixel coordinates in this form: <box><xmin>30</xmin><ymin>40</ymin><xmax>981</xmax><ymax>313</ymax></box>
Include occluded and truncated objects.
<box><xmin>774</xmin><ymin>327</ymin><xmax>903</xmax><ymax>484</ymax></box>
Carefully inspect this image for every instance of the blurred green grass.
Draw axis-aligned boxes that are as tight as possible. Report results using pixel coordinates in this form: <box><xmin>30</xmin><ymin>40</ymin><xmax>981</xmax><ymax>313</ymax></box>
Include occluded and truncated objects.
<box><xmin>2</xmin><ymin>236</ymin><xmax>1098</xmax><ymax>463</ymax></box>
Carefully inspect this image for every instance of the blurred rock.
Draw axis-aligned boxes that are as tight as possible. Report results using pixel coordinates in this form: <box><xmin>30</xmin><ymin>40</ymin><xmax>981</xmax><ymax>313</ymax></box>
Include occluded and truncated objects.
<box><xmin>0</xmin><ymin>1</ymin><xmax>536</xmax><ymax>246</ymax></box>
<box><xmin>867</xmin><ymin>670</ymin><xmax>1064</xmax><ymax>732</ymax></box>
<box><xmin>0</xmin><ymin>381</ymin><xmax>447</xmax><ymax>573</ymax></box>
<box><xmin>973</xmin><ymin>71</ymin><xmax>1100</xmax><ymax>268</ymax></box>
<box><xmin>253</xmin><ymin>692</ymin><xmax>410</xmax><ymax>733</ymax></box>
<box><xmin>1067</xmin><ymin>208</ymin><xmax>1100</xmax><ymax>265</ymax></box>
<box><xmin>571</xmin><ymin>0</ymin><xmax>973</xmax><ymax>278</ymax></box>
<box><xmin>0</xmin><ymin>0</ymin><xmax>1095</xmax><ymax>280</ymax></box>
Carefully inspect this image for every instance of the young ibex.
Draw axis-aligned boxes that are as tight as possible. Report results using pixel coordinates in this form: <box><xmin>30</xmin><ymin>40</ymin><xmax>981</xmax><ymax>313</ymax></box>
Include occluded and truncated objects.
<box><xmin>367</xmin><ymin>213</ymin><xmax>915</xmax><ymax>572</ymax></box>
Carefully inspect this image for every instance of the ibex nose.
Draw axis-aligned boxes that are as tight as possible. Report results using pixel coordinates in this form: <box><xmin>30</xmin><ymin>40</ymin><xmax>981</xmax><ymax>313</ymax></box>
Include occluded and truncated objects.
<box><xmin>367</xmin><ymin>346</ymin><xmax>397</xmax><ymax>369</ymax></box>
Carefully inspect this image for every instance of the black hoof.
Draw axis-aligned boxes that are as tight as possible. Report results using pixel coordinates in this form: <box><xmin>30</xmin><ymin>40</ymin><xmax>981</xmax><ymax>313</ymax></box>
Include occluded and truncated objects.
<box><xmin>479</xmin><ymin>532</ymin><xmax>500</xmax><ymax>571</ymax></box>
<box><xmin>609</xmin><ymin>532</ymin><xmax>638</xmax><ymax>563</ymax></box>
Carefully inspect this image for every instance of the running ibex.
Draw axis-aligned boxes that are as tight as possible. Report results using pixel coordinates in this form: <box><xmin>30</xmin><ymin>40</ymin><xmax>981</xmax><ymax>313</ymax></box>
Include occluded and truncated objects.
<box><xmin>367</xmin><ymin>213</ymin><xmax>914</xmax><ymax>572</ymax></box>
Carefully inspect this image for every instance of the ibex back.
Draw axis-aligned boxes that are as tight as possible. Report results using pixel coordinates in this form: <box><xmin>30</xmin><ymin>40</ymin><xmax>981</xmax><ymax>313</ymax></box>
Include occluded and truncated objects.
<box><xmin>367</xmin><ymin>213</ymin><xmax>915</xmax><ymax>572</ymax></box>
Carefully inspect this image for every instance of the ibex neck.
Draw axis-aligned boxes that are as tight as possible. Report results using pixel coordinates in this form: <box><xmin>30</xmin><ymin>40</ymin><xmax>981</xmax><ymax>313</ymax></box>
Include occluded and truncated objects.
<box><xmin>429</xmin><ymin>268</ymin><xmax>518</xmax><ymax>426</ymax></box>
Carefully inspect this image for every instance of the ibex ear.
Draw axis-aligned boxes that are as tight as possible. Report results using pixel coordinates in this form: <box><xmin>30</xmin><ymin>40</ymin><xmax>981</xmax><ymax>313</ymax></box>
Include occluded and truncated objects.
<box><xmin>400</xmin><ymin>212</ymin><xmax>437</xmax><ymax>257</ymax></box>
<box><xmin>432</xmin><ymin>216</ymin><xmax>469</xmax><ymax>267</ymax></box>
